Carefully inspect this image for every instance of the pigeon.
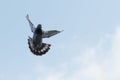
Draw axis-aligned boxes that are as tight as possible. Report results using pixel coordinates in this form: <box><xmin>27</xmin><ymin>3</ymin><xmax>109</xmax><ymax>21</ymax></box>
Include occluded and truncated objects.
<box><xmin>26</xmin><ymin>14</ymin><xmax>63</xmax><ymax>56</ymax></box>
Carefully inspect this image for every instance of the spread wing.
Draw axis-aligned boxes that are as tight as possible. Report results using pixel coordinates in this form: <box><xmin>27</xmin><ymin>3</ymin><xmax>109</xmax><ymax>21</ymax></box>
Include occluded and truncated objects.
<box><xmin>26</xmin><ymin>14</ymin><xmax>36</xmax><ymax>33</ymax></box>
<box><xmin>42</xmin><ymin>30</ymin><xmax>63</xmax><ymax>38</ymax></box>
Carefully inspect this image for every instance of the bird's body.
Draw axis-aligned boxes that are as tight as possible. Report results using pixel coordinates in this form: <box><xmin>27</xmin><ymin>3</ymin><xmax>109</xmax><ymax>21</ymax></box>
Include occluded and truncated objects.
<box><xmin>26</xmin><ymin>15</ymin><xmax>62</xmax><ymax>56</ymax></box>
<box><xmin>32</xmin><ymin>25</ymin><xmax>42</xmax><ymax>49</ymax></box>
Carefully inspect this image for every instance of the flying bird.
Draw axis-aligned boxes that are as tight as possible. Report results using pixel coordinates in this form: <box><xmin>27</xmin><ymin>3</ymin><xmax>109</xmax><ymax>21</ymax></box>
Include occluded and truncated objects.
<box><xmin>26</xmin><ymin>15</ymin><xmax>63</xmax><ymax>56</ymax></box>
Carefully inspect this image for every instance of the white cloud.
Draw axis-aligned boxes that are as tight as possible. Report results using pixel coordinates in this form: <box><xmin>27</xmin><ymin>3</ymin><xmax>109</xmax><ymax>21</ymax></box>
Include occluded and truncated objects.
<box><xmin>36</xmin><ymin>26</ymin><xmax>120</xmax><ymax>80</ymax></box>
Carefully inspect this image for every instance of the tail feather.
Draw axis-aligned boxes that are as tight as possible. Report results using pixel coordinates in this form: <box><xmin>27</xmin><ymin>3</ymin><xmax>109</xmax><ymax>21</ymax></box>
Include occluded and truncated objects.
<box><xmin>28</xmin><ymin>37</ymin><xmax>51</xmax><ymax>56</ymax></box>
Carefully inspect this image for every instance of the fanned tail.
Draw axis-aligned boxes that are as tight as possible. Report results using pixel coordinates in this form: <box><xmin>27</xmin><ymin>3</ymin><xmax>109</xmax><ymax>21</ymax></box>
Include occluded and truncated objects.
<box><xmin>28</xmin><ymin>37</ymin><xmax>51</xmax><ymax>56</ymax></box>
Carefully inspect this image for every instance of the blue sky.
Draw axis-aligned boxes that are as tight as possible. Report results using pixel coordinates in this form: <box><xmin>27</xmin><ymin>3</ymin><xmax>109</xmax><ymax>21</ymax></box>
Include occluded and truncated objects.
<box><xmin>0</xmin><ymin>0</ymin><xmax>120</xmax><ymax>80</ymax></box>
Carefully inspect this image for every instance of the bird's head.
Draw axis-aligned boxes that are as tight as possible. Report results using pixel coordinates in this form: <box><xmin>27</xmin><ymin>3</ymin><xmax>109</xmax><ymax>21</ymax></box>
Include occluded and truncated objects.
<box><xmin>35</xmin><ymin>24</ymin><xmax>42</xmax><ymax>35</ymax></box>
<box><xmin>37</xmin><ymin>24</ymin><xmax>42</xmax><ymax>29</ymax></box>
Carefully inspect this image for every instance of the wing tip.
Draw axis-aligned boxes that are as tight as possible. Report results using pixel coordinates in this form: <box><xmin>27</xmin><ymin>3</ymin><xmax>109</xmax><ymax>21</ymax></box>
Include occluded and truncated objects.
<box><xmin>61</xmin><ymin>30</ymin><xmax>64</xmax><ymax>32</ymax></box>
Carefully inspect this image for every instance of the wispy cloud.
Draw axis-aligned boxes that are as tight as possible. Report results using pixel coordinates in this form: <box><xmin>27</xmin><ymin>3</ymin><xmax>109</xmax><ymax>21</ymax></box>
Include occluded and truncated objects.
<box><xmin>36</xmin><ymin>26</ymin><xmax>120</xmax><ymax>80</ymax></box>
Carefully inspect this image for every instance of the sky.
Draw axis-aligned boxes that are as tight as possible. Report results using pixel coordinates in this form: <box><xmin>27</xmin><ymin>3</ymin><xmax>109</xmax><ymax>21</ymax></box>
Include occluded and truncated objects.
<box><xmin>0</xmin><ymin>0</ymin><xmax>120</xmax><ymax>80</ymax></box>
